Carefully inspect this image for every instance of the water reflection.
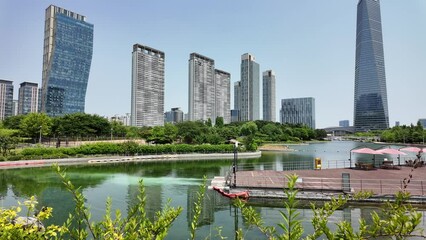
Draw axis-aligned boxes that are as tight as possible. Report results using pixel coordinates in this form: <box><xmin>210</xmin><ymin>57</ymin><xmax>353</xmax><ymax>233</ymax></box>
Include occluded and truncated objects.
<box><xmin>0</xmin><ymin>142</ymin><xmax>424</xmax><ymax>239</ymax></box>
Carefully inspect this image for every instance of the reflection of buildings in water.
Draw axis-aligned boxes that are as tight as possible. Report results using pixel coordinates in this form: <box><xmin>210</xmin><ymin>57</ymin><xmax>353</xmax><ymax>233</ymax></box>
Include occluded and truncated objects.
<box><xmin>127</xmin><ymin>183</ymin><xmax>163</xmax><ymax>221</ymax></box>
<box><xmin>187</xmin><ymin>186</ymin><xmax>216</xmax><ymax>228</ymax></box>
<box><xmin>274</xmin><ymin>155</ymin><xmax>284</xmax><ymax>171</ymax></box>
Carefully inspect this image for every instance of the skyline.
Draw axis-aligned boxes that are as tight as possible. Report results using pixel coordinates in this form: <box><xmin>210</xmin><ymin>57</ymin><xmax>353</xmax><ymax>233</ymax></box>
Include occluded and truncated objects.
<box><xmin>1</xmin><ymin>1</ymin><xmax>425</xmax><ymax>128</ymax></box>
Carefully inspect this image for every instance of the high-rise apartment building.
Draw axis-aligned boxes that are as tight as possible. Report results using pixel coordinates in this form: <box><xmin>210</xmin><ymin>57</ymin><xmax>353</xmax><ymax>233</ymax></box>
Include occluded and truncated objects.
<box><xmin>188</xmin><ymin>53</ymin><xmax>215</xmax><ymax>122</ymax></box>
<box><xmin>353</xmin><ymin>0</ymin><xmax>389</xmax><ymax>132</ymax></box>
<box><xmin>18</xmin><ymin>82</ymin><xmax>39</xmax><ymax>115</ymax></box>
<box><xmin>41</xmin><ymin>5</ymin><xmax>94</xmax><ymax>117</ymax></box>
<box><xmin>164</xmin><ymin>107</ymin><xmax>184</xmax><ymax>124</ymax></box>
<box><xmin>0</xmin><ymin>80</ymin><xmax>14</xmax><ymax>120</ymax></box>
<box><xmin>188</xmin><ymin>53</ymin><xmax>231</xmax><ymax>124</ymax></box>
<box><xmin>280</xmin><ymin>97</ymin><xmax>315</xmax><ymax>129</ymax></box>
<box><xmin>131</xmin><ymin>44</ymin><xmax>165</xmax><ymax>127</ymax></box>
<box><xmin>240</xmin><ymin>53</ymin><xmax>260</xmax><ymax>121</ymax></box>
<box><xmin>12</xmin><ymin>100</ymin><xmax>18</xmax><ymax>116</ymax></box>
<box><xmin>263</xmin><ymin>70</ymin><xmax>276</xmax><ymax>122</ymax></box>
<box><xmin>215</xmin><ymin>69</ymin><xmax>231</xmax><ymax>124</ymax></box>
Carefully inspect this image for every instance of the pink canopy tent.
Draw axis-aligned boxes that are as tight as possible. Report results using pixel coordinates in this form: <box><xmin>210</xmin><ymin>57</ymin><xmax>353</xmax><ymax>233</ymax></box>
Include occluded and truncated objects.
<box><xmin>377</xmin><ymin>148</ymin><xmax>407</xmax><ymax>165</ymax></box>
<box><xmin>351</xmin><ymin>147</ymin><xmax>382</xmax><ymax>155</ymax></box>
<box><xmin>376</xmin><ymin>148</ymin><xmax>407</xmax><ymax>155</ymax></box>
<box><xmin>349</xmin><ymin>147</ymin><xmax>383</xmax><ymax>168</ymax></box>
<box><xmin>400</xmin><ymin>147</ymin><xmax>422</xmax><ymax>153</ymax></box>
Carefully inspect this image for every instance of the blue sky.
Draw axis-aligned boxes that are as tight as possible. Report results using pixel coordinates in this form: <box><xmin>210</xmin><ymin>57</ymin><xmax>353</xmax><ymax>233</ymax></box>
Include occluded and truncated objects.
<box><xmin>1</xmin><ymin>0</ymin><xmax>425</xmax><ymax>128</ymax></box>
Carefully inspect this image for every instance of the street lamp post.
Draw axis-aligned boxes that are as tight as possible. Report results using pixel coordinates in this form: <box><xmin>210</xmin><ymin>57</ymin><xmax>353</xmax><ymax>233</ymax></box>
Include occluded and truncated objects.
<box><xmin>233</xmin><ymin>141</ymin><xmax>238</xmax><ymax>188</ymax></box>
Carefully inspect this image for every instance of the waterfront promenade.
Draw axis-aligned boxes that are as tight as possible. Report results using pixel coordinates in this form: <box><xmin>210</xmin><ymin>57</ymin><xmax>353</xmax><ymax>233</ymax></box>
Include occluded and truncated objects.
<box><xmin>231</xmin><ymin>166</ymin><xmax>426</xmax><ymax>198</ymax></box>
<box><xmin>0</xmin><ymin>151</ymin><xmax>261</xmax><ymax>169</ymax></box>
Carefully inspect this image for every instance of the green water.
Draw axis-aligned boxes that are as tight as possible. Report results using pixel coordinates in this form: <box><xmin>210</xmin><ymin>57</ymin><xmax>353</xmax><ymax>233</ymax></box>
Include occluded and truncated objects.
<box><xmin>0</xmin><ymin>141</ymin><xmax>424</xmax><ymax>239</ymax></box>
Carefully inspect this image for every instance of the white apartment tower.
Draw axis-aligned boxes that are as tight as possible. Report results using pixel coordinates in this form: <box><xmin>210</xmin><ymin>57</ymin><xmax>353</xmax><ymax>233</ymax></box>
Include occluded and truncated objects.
<box><xmin>263</xmin><ymin>70</ymin><xmax>276</xmax><ymax>122</ymax></box>
<box><xmin>215</xmin><ymin>69</ymin><xmax>231</xmax><ymax>124</ymax></box>
<box><xmin>240</xmin><ymin>53</ymin><xmax>260</xmax><ymax>121</ymax></box>
<box><xmin>131</xmin><ymin>44</ymin><xmax>165</xmax><ymax>127</ymax></box>
<box><xmin>188</xmin><ymin>53</ymin><xmax>216</xmax><ymax>122</ymax></box>
<box><xmin>188</xmin><ymin>53</ymin><xmax>231</xmax><ymax>124</ymax></box>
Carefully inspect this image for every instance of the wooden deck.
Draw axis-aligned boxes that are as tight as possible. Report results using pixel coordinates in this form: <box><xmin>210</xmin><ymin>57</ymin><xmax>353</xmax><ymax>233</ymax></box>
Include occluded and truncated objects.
<box><xmin>234</xmin><ymin>166</ymin><xmax>426</xmax><ymax>196</ymax></box>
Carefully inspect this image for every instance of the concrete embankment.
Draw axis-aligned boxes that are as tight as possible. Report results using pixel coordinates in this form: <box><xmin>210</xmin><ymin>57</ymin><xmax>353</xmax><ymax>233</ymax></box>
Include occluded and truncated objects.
<box><xmin>0</xmin><ymin>151</ymin><xmax>261</xmax><ymax>169</ymax></box>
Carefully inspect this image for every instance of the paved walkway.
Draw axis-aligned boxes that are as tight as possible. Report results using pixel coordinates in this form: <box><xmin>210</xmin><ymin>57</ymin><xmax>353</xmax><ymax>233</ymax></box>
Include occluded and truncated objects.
<box><xmin>235</xmin><ymin>166</ymin><xmax>426</xmax><ymax>196</ymax></box>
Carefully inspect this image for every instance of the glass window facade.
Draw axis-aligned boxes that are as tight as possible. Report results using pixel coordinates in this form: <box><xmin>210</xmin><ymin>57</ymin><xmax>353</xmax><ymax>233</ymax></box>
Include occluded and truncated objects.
<box><xmin>353</xmin><ymin>0</ymin><xmax>389</xmax><ymax>132</ymax></box>
<box><xmin>18</xmin><ymin>82</ymin><xmax>39</xmax><ymax>115</ymax></box>
<box><xmin>42</xmin><ymin>6</ymin><xmax>93</xmax><ymax>117</ymax></box>
<box><xmin>280</xmin><ymin>97</ymin><xmax>315</xmax><ymax>129</ymax></box>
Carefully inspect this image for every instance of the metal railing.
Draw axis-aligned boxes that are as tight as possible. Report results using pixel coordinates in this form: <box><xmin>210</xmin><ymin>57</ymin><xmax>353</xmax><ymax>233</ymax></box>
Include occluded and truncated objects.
<box><xmin>235</xmin><ymin>175</ymin><xmax>426</xmax><ymax>196</ymax></box>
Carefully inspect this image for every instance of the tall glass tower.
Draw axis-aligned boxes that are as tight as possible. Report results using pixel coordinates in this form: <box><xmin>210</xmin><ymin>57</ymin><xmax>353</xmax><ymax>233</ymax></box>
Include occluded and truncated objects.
<box><xmin>354</xmin><ymin>0</ymin><xmax>389</xmax><ymax>132</ymax></box>
<box><xmin>41</xmin><ymin>5</ymin><xmax>94</xmax><ymax>117</ymax></box>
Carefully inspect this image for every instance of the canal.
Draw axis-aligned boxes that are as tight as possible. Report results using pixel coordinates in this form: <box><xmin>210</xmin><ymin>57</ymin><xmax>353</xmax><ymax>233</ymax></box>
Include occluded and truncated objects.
<box><xmin>0</xmin><ymin>141</ymin><xmax>425</xmax><ymax>239</ymax></box>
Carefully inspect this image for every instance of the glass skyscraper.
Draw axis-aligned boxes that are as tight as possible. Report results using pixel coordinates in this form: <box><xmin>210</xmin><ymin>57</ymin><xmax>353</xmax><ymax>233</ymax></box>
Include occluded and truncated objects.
<box><xmin>280</xmin><ymin>97</ymin><xmax>315</xmax><ymax>129</ymax></box>
<box><xmin>41</xmin><ymin>5</ymin><xmax>94</xmax><ymax>117</ymax></box>
<box><xmin>240</xmin><ymin>53</ymin><xmax>260</xmax><ymax>121</ymax></box>
<box><xmin>131</xmin><ymin>44</ymin><xmax>165</xmax><ymax>127</ymax></box>
<box><xmin>353</xmin><ymin>0</ymin><xmax>389</xmax><ymax>132</ymax></box>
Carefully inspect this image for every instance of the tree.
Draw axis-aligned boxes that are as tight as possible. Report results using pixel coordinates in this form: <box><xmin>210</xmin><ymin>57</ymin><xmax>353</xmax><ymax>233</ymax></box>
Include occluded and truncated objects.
<box><xmin>19</xmin><ymin>113</ymin><xmax>52</xmax><ymax>142</ymax></box>
<box><xmin>240</xmin><ymin>122</ymin><xmax>258</xmax><ymax>136</ymax></box>
<box><xmin>53</xmin><ymin>113</ymin><xmax>111</xmax><ymax>138</ymax></box>
<box><xmin>176</xmin><ymin>121</ymin><xmax>208</xmax><ymax>144</ymax></box>
<box><xmin>215</xmin><ymin>117</ymin><xmax>224</xmax><ymax>128</ymax></box>
<box><xmin>0</xmin><ymin>128</ymin><xmax>20</xmax><ymax>156</ymax></box>
<box><xmin>2</xmin><ymin>115</ymin><xmax>25</xmax><ymax>130</ymax></box>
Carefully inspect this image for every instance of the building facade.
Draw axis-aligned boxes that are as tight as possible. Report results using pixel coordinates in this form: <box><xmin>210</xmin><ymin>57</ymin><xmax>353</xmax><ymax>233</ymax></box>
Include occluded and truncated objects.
<box><xmin>215</xmin><ymin>69</ymin><xmax>231</xmax><ymax>124</ymax></box>
<box><xmin>131</xmin><ymin>44</ymin><xmax>165</xmax><ymax>127</ymax></box>
<box><xmin>339</xmin><ymin>120</ymin><xmax>350</xmax><ymax>127</ymax></box>
<box><xmin>418</xmin><ymin>119</ymin><xmax>426</xmax><ymax>129</ymax></box>
<box><xmin>188</xmin><ymin>53</ymin><xmax>216</xmax><ymax>122</ymax></box>
<box><xmin>41</xmin><ymin>5</ymin><xmax>93</xmax><ymax>117</ymax></box>
<box><xmin>18</xmin><ymin>82</ymin><xmax>39</xmax><ymax>115</ymax></box>
<box><xmin>353</xmin><ymin>0</ymin><xmax>389</xmax><ymax>132</ymax></box>
<box><xmin>0</xmin><ymin>80</ymin><xmax>14</xmax><ymax>120</ymax></box>
<box><xmin>262</xmin><ymin>70</ymin><xmax>276</xmax><ymax>122</ymax></box>
<box><xmin>280</xmin><ymin>97</ymin><xmax>315</xmax><ymax>129</ymax></box>
<box><xmin>240</xmin><ymin>53</ymin><xmax>260</xmax><ymax>121</ymax></box>
<box><xmin>165</xmin><ymin>107</ymin><xmax>184</xmax><ymax>124</ymax></box>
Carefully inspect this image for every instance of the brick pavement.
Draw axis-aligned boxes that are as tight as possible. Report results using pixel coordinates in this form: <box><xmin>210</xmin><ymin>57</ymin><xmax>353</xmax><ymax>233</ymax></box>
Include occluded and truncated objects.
<box><xmin>235</xmin><ymin>166</ymin><xmax>426</xmax><ymax>196</ymax></box>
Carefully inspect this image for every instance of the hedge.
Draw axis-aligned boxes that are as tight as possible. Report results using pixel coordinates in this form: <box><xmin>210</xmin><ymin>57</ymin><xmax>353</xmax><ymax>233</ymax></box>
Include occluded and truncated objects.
<box><xmin>16</xmin><ymin>142</ymin><xmax>239</xmax><ymax>161</ymax></box>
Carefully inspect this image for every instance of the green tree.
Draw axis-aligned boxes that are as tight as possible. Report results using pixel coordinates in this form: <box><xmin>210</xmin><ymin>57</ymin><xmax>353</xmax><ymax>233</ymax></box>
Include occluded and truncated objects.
<box><xmin>215</xmin><ymin>117</ymin><xmax>224</xmax><ymax>128</ymax></box>
<box><xmin>176</xmin><ymin>121</ymin><xmax>208</xmax><ymax>144</ymax></box>
<box><xmin>240</xmin><ymin>122</ymin><xmax>258</xmax><ymax>136</ymax></box>
<box><xmin>54</xmin><ymin>113</ymin><xmax>111</xmax><ymax>138</ymax></box>
<box><xmin>110</xmin><ymin>121</ymin><xmax>127</xmax><ymax>138</ymax></box>
<box><xmin>19</xmin><ymin>113</ymin><xmax>52</xmax><ymax>142</ymax></box>
<box><xmin>0</xmin><ymin>128</ymin><xmax>20</xmax><ymax>156</ymax></box>
<box><xmin>2</xmin><ymin>115</ymin><xmax>25</xmax><ymax>130</ymax></box>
